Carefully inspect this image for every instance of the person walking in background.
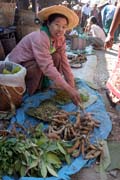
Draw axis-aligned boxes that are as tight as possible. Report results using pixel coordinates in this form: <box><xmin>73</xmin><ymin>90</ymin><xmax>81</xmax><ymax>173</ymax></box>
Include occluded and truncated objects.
<box><xmin>81</xmin><ymin>1</ymin><xmax>91</xmax><ymax>29</ymax></box>
<box><xmin>90</xmin><ymin>3</ymin><xmax>103</xmax><ymax>28</ymax></box>
<box><xmin>90</xmin><ymin>3</ymin><xmax>99</xmax><ymax>20</ymax></box>
<box><xmin>72</xmin><ymin>3</ymin><xmax>82</xmax><ymax>26</ymax></box>
<box><xmin>104</xmin><ymin>0</ymin><xmax>120</xmax><ymax>106</ymax></box>
<box><xmin>97</xmin><ymin>0</ymin><xmax>116</xmax><ymax>36</ymax></box>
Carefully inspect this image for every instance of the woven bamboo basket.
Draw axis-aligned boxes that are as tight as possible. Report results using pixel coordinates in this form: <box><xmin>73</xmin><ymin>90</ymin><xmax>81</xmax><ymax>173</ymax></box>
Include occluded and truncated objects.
<box><xmin>16</xmin><ymin>9</ymin><xmax>39</xmax><ymax>39</ymax></box>
<box><xmin>0</xmin><ymin>85</ymin><xmax>24</xmax><ymax>111</ymax></box>
<box><xmin>0</xmin><ymin>1</ymin><xmax>16</xmax><ymax>27</ymax></box>
<box><xmin>17</xmin><ymin>9</ymin><xmax>36</xmax><ymax>26</ymax></box>
<box><xmin>16</xmin><ymin>25</ymin><xmax>39</xmax><ymax>40</ymax></box>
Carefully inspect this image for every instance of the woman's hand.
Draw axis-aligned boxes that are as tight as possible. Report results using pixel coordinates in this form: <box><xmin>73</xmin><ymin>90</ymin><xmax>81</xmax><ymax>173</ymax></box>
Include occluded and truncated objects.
<box><xmin>68</xmin><ymin>87</ymin><xmax>81</xmax><ymax>106</ymax></box>
<box><xmin>104</xmin><ymin>34</ymin><xmax>114</xmax><ymax>49</ymax></box>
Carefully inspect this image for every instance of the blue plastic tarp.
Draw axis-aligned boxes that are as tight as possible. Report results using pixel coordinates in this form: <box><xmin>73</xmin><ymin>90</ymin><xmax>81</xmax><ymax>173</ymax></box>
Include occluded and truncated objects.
<box><xmin>2</xmin><ymin>79</ymin><xmax>112</xmax><ymax>180</ymax></box>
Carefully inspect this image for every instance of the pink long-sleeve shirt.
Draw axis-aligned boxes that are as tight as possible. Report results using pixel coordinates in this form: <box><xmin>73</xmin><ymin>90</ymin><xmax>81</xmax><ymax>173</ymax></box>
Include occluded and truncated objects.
<box><xmin>9</xmin><ymin>30</ymin><xmax>75</xmax><ymax>93</ymax></box>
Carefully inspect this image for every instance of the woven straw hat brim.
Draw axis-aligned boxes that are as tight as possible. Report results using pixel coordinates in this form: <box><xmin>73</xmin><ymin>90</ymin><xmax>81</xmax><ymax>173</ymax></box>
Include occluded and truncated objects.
<box><xmin>38</xmin><ymin>5</ymin><xmax>79</xmax><ymax>29</ymax></box>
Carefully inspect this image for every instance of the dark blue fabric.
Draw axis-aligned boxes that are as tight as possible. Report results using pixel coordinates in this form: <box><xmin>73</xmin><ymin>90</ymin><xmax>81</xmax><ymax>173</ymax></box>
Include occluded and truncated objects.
<box><xmin>3</xmin><ymin>79</ymin><xmax>112</xmax><ymax>180</ymax></box>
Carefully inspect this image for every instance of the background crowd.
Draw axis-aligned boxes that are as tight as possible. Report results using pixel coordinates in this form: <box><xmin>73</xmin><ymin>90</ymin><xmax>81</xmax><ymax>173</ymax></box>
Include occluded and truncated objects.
<box><xmin>61</xmin><ymin>0</ymin><xmax>120</xmax><ymax>42</ymax></box>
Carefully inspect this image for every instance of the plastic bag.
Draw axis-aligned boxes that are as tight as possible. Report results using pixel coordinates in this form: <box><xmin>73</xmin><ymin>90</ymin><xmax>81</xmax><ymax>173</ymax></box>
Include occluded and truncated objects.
<box><xmin>0</xmin><ymin>61</ymin><xmax>27</xmax><ymax>111</ymax></box>
<box><xmin>0</xmin><ymin>61</ymin><xmax>26</xmax><ymax>91</ymax></box>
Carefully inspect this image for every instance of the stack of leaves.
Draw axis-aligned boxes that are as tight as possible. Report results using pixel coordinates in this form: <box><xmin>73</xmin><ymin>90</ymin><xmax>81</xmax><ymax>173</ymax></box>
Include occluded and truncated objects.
<box><xmin>0</xmin><ymin>123</ymin><xmax>72</xmax><ymax>178</ymax></box>
<box><xmin>26</xmin><ymin>100</ymin><xmax>59</xmax><ymax>122</ymax></box>
<box><xmin>52</xmin><ymin>89</ymin><xmax>72</xmax><ymax>105</ymax></box>
<box><xmin>80</xmin><ymin>93</ymin><xmax>89</xmax><ymax>102</ymax></box>
<box><xmin>52</xmin><ymin>89</ymin><xmax>89</xmax><ymax>105</ymax></box>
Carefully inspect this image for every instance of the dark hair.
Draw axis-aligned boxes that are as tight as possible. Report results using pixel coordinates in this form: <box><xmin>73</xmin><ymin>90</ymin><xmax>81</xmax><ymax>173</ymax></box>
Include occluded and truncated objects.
<box><xmin>42</xmin><ymin>13</ymin><xmax>69</xmax><ymax>26</ymax></box>
<box><xmin>89</xmin><ymin>16</ymin><xmax>98</xmax><ymax>25</ymax></box>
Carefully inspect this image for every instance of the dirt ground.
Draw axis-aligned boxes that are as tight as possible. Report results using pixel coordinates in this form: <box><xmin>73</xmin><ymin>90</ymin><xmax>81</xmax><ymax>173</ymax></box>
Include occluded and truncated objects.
<box><xmin>71</xmin><ymin>42</ymin><xmax>120</xmax><ymax>180</ymax></box>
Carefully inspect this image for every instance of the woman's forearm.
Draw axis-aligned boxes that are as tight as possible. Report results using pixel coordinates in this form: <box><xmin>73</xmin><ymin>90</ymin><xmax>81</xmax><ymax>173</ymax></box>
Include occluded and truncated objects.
<box><xmin>108</xmin><ymin>1</ymin><xmax>120</xmax><ymax>37</ymax></box>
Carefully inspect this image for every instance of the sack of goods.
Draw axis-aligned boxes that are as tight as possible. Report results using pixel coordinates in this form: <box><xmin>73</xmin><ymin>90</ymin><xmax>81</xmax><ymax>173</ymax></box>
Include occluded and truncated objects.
<box><xmin>0</xmin><ymin>61</ymin><xmax>26</xmax><ymax>111</ymax></box>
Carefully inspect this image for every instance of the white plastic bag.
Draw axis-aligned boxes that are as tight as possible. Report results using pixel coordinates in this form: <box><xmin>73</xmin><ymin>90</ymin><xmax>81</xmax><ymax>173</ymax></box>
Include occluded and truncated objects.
<box><xmin>0</xmin><ymin>61</ymin><xmax>26</xmax><ymax>92</ymax></box>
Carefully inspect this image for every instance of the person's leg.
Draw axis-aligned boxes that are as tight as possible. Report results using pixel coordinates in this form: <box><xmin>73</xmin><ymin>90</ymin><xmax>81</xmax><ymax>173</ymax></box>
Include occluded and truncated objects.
<box><xmin>21</xmin><ymin>60</ymin><xmax>42</xmax><ymax>95</ymax></box>
<box><xmin>41</xmin><ymin>52</ymin><xmax>63</xmax><ymax>91</ymax></box>
<box><xmin>104</xmin><ymin>19</ymin><xmax>112</xmax><ymax>35</ymax></box>
<box><xmin>114</xmin><ymin>27</ymin><xmax>119</xmax><ymax>42</ymax></box>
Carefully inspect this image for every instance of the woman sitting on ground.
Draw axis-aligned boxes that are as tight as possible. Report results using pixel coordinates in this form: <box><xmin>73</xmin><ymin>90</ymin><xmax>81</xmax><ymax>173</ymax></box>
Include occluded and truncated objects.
<box><xmin>5</xmin><ymin>5</ymin><xmax>81</xmax><ymax>106</ymax></box>
<box><xmin>85</xmin><ymin>16</ymin><xmax>106</xmax><ymax>49</ymax></box>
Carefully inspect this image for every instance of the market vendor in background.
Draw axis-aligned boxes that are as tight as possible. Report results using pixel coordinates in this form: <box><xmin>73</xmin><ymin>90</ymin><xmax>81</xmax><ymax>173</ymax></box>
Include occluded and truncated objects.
<box><xmin>85</xmin><ymin>16</ymin><xmax>106</xmax><ymax>49</ymax></box>
<box><xmin>5</xmin><ymin>5</ymin><xmax>81</xmax><ymax>106</ymax></box>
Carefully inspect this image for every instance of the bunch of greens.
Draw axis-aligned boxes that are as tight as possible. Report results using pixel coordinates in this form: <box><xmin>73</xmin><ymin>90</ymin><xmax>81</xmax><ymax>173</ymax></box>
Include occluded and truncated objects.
<box><xmin>0</xmin><ymin>124</ymin><xmax>71</xmax><ymax>178</ymax></box>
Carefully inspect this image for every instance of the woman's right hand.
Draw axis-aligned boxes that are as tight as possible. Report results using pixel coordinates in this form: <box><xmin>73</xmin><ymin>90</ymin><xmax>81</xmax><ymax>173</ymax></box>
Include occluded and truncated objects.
<box><xmin>104</xmin><ymin>34</ymin><xmax>114</xmax><ymax>49</ymax></box>
<box><xmin>67</xmin><ymin>87</ymin><xmax>81</xmax><ymax>106</ymax></box>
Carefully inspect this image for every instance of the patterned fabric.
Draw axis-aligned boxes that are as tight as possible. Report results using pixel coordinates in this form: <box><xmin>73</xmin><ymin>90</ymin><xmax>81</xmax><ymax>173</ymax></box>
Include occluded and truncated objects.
<box><xmin>103</xmin><ymin>19</ymin><xmax>112</xmax><ymax>35</ymax></box>
<box><xmin>106</xmin><ymin>46</ymin><xmax>120</xmax><ymax>102</ymax></box>
<box><xmin>101</xmin><ymin>4</ymin><xmax>116</xmax><ymax>34</ymax></box>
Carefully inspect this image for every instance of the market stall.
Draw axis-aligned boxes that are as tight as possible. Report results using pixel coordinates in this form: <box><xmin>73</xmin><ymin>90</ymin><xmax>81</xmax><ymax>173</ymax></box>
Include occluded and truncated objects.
<box><xmin>0</xmin><ymin>1</ymin><xmax>112</xmax><ymax>179</ymax></box>
<box><xmin>0</xmin><ymin>79</ymin><xmax>112</xmax><ymax>180</ymax></box>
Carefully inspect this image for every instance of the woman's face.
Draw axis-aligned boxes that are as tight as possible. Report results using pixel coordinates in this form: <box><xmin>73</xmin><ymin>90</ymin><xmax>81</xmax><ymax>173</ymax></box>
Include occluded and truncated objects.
<box><xmin>48</xmin><ymin>17</ymin><xmax>68</xmax><ymax>39</ymax></box>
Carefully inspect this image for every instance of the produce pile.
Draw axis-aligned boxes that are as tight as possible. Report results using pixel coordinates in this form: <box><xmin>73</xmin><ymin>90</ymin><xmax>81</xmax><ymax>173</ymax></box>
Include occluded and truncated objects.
<box><xmin>2</xmin><ymin>66</ymin><xmax>21</xmax><ymax>74</ymax></box>
<box><xmin>0</xmin><ymin>124</ymin><xmax>71</xmax><ymax>178</ymax></box>
<box><xmin>26</xmin><ymin>93</ymin><xmax>89</xmax><ymax>122</ymax></box>
<box><xmin>26</xmin><ymin>100</ymin><xmax>59</xmax><ymax>122</ymax></box>
<box><xmin>52</xmin><ymin>89</ymin><xmax>72</xmax><ymax>105</ymax></box>
<box><xmin>26</xmin><ymin>99</ymin><xmax>103</xmax><ymax>160</ymax></box>
<box><xmin>53</xmin><ymin>89</ymin><xmax>89</xmax><ymax>105</ymax></box>
<box><xmin>0</xmin><ymin>89</ymin><xmax>104</xmax><ymax>179</ymax></box>
<box><xmin>0</xmin><ymin>109</ymin><xmax>103</xmax><ymax>179</ymax></box>
<box><xmin>45</xmin><ymin>110</ymin><xmax>103</xmax><ymax>159</ymax></box>
<box><xmin>69</xmin><ymin>54</ymin><xmax>87</xmax><ymax>68</ymax></box>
